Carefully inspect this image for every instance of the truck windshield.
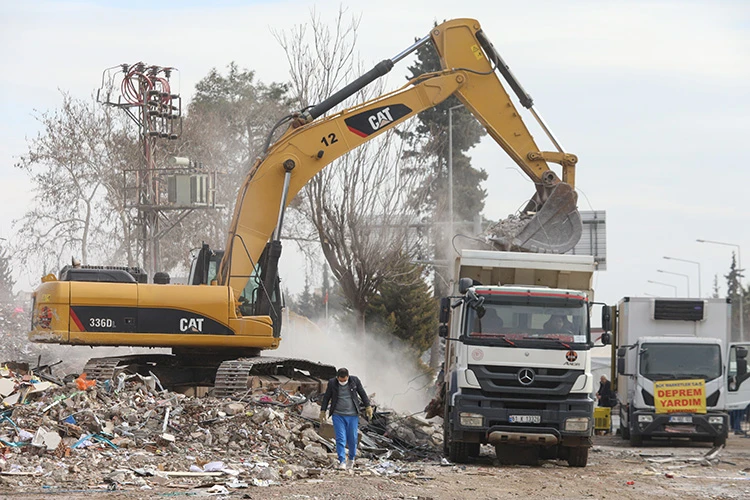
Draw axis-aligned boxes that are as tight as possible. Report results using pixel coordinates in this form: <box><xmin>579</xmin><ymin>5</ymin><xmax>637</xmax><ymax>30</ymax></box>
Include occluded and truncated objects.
<box><xmin>640</xmin><ymin>343</ymin><xmax>721</xmax><ymax>381</ymax></box>
<box><xmin>466</xmin><ymin>301</ymin><xmax>588</xmax><ymax>344</ymax></box>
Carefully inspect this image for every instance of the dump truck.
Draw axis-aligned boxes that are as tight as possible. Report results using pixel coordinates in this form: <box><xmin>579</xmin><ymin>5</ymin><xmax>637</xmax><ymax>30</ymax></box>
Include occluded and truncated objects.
<box><xmin>435</xmin><ymin>250</ymin><xmax>603</xmax><ymax>467</ymax></box>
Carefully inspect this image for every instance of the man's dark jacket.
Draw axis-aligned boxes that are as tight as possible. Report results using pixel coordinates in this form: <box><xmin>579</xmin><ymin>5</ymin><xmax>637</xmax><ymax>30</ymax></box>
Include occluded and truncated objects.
<box><xmin>320</xmin><ymin>376</ymin><xmax>370</xmax><ymax>417</ymax></box>
<box><xmin>598</xmin><ymin>380</ymin><xmax>617</xmax><ymax>407</ymax></box>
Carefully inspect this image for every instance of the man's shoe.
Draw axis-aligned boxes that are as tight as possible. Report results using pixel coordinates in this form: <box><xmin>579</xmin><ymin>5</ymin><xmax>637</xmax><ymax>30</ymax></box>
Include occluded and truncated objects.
<box><xmin>346</xmin><ymin>458</ymin><xmax>354</xmax><ymax>469</ymax></box>
<box><xmin>337</xmin><ymin>462</ymin><xmax>347</xmax><ymax>470</ymax></box>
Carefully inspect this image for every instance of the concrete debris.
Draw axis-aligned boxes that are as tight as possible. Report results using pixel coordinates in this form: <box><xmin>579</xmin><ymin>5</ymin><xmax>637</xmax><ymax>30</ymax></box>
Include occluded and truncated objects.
<box><xmin>0</xmin><ymin>358</ymin><xmax>444</xmax><ymax>495</ymax></box>
<box><xmin>484</xmin><ymin>213</ymin><xmax>534</xmax><ymax>250</ymax></box>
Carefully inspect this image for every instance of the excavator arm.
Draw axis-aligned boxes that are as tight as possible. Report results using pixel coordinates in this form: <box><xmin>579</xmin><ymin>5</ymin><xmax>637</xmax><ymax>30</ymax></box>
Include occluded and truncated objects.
<box><xmin>218</xmin><ymin>18</ymin><xmax>583</xmax><ymax>303</ymax></box>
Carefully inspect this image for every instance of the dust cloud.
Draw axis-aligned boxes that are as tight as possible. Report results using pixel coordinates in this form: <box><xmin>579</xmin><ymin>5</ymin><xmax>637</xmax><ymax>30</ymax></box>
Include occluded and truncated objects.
<box><xmin>277</xmin><ymin>312</ymin><xmax>433</xmax><ymax>415</ymax></box>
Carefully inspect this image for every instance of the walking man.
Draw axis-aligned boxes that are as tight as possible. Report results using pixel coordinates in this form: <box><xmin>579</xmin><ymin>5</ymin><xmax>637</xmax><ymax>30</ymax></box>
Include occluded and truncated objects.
<box><xmin>319</xmin><ymin>367</ymin><xmax>373</xmax><ymax>469</ymax></box>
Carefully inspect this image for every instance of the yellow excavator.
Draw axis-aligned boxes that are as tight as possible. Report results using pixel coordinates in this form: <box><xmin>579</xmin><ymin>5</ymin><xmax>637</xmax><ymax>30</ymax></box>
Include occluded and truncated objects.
<box><xmin>28</xmin><ymin>18</ymin><xmax>582</xmax><ymax>395</ymax></box>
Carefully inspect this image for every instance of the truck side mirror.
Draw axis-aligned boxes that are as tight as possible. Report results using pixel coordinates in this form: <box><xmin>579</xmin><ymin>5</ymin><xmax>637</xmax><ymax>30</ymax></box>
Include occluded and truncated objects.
<box><xmin>458</xmin><ymin>277</ymin><xmax>474</xmax><ymax>294</ymax></box>
<box><xmin>601</xmin><ymin>332</ymin><xmax>611</xmax><ymax>346</ymax></box>
<box><xmin>439</xmin><ymin>297</ymin><xmax>451</xmax><ymax>324</ymax></box>
<box><xmin>601</xmin><ymin>305</ymin><xmax>612</xmax><ymax>332</ymax></box>
<box><xmin>617</xmin><ymin>356</ymin><xmax>626</xmax><ymax>375</ymax></box>
<box><xmin>438</xmin><ymin>324</ymin><xmax>448</xmax><ymax>338</ymax></box>
<box><xmin>616</xmin><ymin>347</ymin><xmax>627</xmax><ymax>375</ymax></box>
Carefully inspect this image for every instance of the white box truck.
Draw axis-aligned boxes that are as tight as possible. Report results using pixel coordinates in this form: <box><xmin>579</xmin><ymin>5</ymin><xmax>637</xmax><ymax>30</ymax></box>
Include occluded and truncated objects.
<box><xmin>614</xmin><ymin>297</ymin><xmax>732</xmax><ymax>446</ymax></box>
<box><xmin>435</xmin><ymin>250</ymin><xmax>606</xmax><ymax>467</ymax></box>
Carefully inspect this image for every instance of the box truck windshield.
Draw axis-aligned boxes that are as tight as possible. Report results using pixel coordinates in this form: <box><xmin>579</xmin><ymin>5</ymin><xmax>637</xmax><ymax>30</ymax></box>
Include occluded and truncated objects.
<box><xmin>640</xmin><ymin>343</ymin><xmax>722</xmax><ymax>381</ymax></box>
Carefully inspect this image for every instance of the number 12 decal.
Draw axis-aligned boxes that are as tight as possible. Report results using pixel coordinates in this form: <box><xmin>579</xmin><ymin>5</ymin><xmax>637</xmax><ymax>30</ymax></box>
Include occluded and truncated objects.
<box><xmin>321</xmin><ymin>133</ymin><xmax>338</xmax><ymax>147</ymax></box>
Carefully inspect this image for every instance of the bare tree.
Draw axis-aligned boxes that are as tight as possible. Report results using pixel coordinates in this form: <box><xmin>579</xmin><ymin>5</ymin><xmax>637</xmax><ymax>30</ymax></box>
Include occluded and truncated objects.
<box><xmin>276</xmin><ymin>9</ymin><xmax>429</xmax><ymax>333</ymax></box>
<box><xmin>14</xmin><ymin>92</ymin><xmax>139</xmax><ymax>275</ymax></box>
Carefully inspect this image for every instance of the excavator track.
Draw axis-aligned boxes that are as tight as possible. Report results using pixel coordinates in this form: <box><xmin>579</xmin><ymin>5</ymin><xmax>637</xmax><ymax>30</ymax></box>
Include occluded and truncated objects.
<box><xmin>82</xmin><ymin>357</ymin><xmax>126</xmax><ymax>382</ymax></box>
<box><xmin>81</xmin><ymin>355</ymin><xmax>336</xmax><ymax>398</ymax></box>
<box><xmin>213</xmin><ymin>357</ymin><xmax>337</xmax><ymax>398</ymax></box>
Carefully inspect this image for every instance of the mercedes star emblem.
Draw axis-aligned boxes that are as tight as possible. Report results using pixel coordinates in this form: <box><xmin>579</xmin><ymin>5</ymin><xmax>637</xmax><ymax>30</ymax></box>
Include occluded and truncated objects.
<box><xmin>517</xmin><ymin>368</ymin><xmax>535</xmax><ymax>386</ymax></box>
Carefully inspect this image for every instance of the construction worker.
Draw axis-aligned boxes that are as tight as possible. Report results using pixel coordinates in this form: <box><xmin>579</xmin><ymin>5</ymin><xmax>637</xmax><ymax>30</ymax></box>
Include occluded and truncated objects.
<box><xmin>319</xmin><ymin>367</ymin><xmax>373</xmax><ymax>469</ymax></box>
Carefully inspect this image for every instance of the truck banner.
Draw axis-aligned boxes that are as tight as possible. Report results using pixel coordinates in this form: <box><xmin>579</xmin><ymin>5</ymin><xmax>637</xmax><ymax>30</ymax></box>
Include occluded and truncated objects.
<box><xmin>654</xmin><ymin>379</ymin><xmax>707</xmax><ymax>414</ymax></box>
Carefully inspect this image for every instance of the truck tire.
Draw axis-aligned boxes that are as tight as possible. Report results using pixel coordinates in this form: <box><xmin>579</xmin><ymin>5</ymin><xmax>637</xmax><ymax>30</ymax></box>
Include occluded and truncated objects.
<box><xmin>629</xmin><ymin>432</ymin><xmax>643</xmax><ymax>446</ymax></box>
<box><xmin>448</xmin><ymin>440</ymin><xmax>470</xmax><ymax>463</ymax></box>
<box><xmin>620</xmin><ymin>420</ymin><xmax>630</xmax><ymax>440</ymax></box>
<box><xmin>443</xmin><ymin>404</ymin><xmax>469</xmax><ymax>463</ymax></box>
<box><xmin>713</xmin><ymin>434</ymin><xmax>727</xmax><ymax>447</ymax></box>
<box><xmin>566</xmin><ymin>446</ymin><xmax>589</xmax><ymax>467</ymax></box>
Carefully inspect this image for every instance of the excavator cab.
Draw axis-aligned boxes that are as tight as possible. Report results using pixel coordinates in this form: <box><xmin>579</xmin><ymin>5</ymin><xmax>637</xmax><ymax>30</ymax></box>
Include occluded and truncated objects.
<box><xmin>189</xmin><ymin>244</ymin><xmax>283</xmax><ymax>336</ymax></box>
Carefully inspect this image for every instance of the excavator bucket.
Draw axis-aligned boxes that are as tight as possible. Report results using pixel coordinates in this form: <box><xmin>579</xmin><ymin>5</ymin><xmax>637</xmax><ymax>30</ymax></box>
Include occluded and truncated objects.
<box><xmin>486</xmin><ymin>183</ymin><xmax>582</xmax><ymax>254</ymax></box>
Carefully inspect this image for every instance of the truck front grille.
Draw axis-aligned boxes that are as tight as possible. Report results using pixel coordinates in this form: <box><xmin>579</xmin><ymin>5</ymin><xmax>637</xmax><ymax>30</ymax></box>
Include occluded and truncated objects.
<box><xmin>469</xmin><ymin>364</ymin><xmax>582</xmax><ymax>397</ymax></box>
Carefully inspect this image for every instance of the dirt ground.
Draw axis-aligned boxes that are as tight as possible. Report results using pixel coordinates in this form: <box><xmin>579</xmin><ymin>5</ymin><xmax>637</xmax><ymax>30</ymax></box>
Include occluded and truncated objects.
<box><xmin>4</xmin><ymin>433</ymin><xmax>750</xmax><ymax>500</ymax></box>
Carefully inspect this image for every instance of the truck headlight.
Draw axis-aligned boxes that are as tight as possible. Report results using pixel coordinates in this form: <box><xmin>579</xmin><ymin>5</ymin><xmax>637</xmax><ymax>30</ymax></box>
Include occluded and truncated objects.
<box><xmin>564</xmin><ymin>417</ymin><xmax>589</xmax><ymax>432</ymax></box>
<box><xmin>638</xmin><ymin>415</ymin><xmax>653</xmax><ymax>423</ymax></box>
<box><xmin>459</xmin><ymin>412</ymin><xmax>483</xmax><ymax>427</ymax></box>
<box><xmin>708</xmin><ymin>416</ymin><xmax>724</xmax><ymax>425</ymax></box>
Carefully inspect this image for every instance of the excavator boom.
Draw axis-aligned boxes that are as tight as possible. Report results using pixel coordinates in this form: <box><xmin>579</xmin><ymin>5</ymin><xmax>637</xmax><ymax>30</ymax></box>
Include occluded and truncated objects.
<box><xmin>219</xmin><ymin>18</ymin><xmax>583</xmax><ymax>300</ymax></box>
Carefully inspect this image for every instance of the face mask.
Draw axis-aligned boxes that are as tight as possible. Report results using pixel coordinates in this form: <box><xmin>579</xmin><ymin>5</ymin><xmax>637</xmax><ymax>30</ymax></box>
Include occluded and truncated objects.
<box><xmin>338</xmin><ymin>379</ymin><xmax>348</xmax><ymax>386</ymax></box>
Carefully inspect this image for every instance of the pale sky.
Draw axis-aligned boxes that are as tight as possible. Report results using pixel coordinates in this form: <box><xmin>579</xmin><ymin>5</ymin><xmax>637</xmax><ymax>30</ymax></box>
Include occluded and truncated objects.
<box><xmin>1</xmin><ymin>0</ymin><xmax>748</xmax><ymax>307</ymax></box>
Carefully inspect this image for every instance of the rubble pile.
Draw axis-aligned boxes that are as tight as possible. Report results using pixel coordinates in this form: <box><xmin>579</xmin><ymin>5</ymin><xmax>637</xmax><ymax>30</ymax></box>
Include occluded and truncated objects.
<box><xmin>483</xmin><ymin>214</ymin><xmax>533</xmax><ymax>250</ymax></box>
<box><xmin>0</xmin><ymin>303</ymin><xmax>47</xmax><ymax>363</ymax></box>
<box><xmin>0</xmin><ymin>363</ymin><xmax>442</xmax><ymax>493</ymax></box>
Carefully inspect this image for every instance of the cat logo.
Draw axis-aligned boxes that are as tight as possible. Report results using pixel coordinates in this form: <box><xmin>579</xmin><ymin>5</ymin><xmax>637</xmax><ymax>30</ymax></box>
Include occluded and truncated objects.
<box><xmin>345</xmin><ymin>104</ymin><xmax>412</xmax><ymax>138</ymax></box>
<box><xmin>180</xmin><ymin>317</ymin><xmax>204</xmax><ymax>332</ymax></box>
<box><xmin>367</xmin><ymin>107</ymin><xmax>394</xmax><ymax>131</ymax></box>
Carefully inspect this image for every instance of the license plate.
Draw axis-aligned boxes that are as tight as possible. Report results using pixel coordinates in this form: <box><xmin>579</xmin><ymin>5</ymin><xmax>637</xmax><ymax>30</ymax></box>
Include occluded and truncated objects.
<box><xmin>509</xmin><ymin>415</ymin><xmax>541</xmax><ymax>424</ymax></box>
<box><xmin>669</xmin><ymin>416</ymin><xmax>693</xmax><ymax>423</ymax></box>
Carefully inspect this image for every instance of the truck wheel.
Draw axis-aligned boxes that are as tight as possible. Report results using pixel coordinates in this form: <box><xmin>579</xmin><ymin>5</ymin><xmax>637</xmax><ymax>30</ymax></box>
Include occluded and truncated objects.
<box><xmin>713</xmin><ymin>434</ymin><xmax>727</xmax><ymax>447</ymax></box>
<box><xmin>443</xmin><ymin>404</ymin><xmax>469</xmax><ymax>463</ymax></box>
<box><xmin>620</xmin><ymin>420</ymin><xmax>630</xmax><ymax>440</ymax></box>
<box><xmin>448</xmin><ymin>440</ymin><xmax>470</xmax><ymax>463</ymax></box>
<box><xmin>566</xmin><ymin>446</ymin><xmax>589</xmax><ymax>467</ymax></box>
<box><xmin>442</xmin><ymin>422</ymin><xmax>449</xmax><ymax>456</ymax></box>
<box><xmin>629</xmin><ymin>432</ymin><xmax>643</xmax><ymax>446</ymax></box>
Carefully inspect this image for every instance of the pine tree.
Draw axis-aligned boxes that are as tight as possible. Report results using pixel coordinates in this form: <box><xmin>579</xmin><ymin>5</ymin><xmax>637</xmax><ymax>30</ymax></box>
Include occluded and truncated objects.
<box><xmin>296</xmin><ymin>273</ymin><xmax>315</xmax><ymax>319</ymax></box>
<box><xmin>398</xmin><ymin>31</ymin><xmax>489</xmax><ymax>367</ymax></box>
<box><xmin>400</xmin><ymin>34</ymin><xmax>488</xmax><ymax>225</ymax></box>
<box><xmin>0</xmin><ymin>245</ymin><xmax>15</xmax><ymax>303</ymax></box>
<box><xmin>366</xmin><ymin>257</ymin><xmax>438</xmax><ymax>354</ymax></box>
<box><xmin>315</xmin><ymin>263</ymin><xmax>331</xmax><ymax>319</ymax></box>
<box><xmin>725</xmin><ymin>252</ymin><xmax>746</xmax><ymax>337</ymax></box>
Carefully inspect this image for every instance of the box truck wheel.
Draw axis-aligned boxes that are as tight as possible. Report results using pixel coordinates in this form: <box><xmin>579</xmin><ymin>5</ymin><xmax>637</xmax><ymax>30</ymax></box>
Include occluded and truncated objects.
<box><xmin>620</xmin><ymin>420</ymin><xmax>630</xmax><ymax>440</ymax></box>
<box><xmin>713</xmin><ymin>434</ymin><xmax>727</xmax><ymax>447</ymax></box>
<box><xmin>566</xmin><ymin>446</ymin><xmax>588</xmax><ymax>467</ymax></box>
<box><xmin>629</xmin><ymin>431</ymin><xmax>643</xmax><ymax>446</ymax></box>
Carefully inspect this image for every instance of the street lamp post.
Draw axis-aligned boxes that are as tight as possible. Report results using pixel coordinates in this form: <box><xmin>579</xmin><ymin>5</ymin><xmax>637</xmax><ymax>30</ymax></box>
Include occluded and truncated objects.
<box><xmin>448</xmin><ymin>104</ymin><xmax>463</xmax><ymax>244</ymax></box>
<box><xmin>657</xmin><ymin>269</ymin><xmax>690</xmax><ymax>296</ymax></box>
<box><xmin>663</xmin><ymin>256</ymin><xmax>702</xmax><ymax>297</ymax></box>
<box><xmin>697</xmin><ymin>239</ymin><xmax>743</xmax><ymax>337</ymax></box>
<box><xmin>647</xmin><ymin>280</ymin><xmax>678</xmax><ymax>297</ymax></box>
